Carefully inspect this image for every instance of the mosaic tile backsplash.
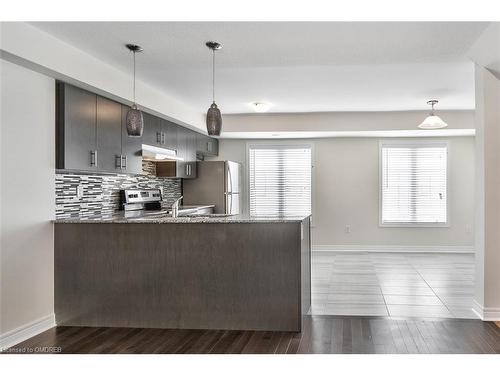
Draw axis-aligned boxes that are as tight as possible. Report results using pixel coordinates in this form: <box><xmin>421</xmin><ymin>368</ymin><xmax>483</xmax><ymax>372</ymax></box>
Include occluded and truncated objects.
<box><xmin>56</xmin><ymin>161</ymin><xmax>181</xmax><ymax>219</ymax></box>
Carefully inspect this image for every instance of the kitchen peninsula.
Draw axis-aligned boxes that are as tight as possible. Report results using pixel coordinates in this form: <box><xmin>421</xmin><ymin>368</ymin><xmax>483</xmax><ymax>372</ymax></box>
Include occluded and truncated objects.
<box><xmin>54</xmin><ymin>215</ymin><xmax>311</xmax><ymax>332</ymax></box>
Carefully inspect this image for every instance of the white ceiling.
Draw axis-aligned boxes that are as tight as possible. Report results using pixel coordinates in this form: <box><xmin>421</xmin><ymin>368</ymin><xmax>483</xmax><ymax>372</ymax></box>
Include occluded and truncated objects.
<box><xmin>31</xmin><ymin>22</ymin><xmax>488</xmax><ymax>113</ymax></box>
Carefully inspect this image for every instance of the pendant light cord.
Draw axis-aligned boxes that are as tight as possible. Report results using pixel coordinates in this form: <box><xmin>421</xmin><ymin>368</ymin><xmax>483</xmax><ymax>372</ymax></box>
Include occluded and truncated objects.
<box><xmin>133</xmin><ymin>51</ymin><xmax>136</xmax><ymax>105</ymax></box>
<box><xmin>212</xmin><ymin>49</ymin><xmax>215</xmax><ymax>103</ymax></box>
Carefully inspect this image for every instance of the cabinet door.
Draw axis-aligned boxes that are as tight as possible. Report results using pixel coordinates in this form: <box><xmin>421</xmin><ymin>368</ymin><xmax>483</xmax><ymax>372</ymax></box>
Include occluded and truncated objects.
<box><xmin>121</xmin><ymin>105</ymin><xmax>143</xmax><ymax>174</ymax></box>
<box><xmin>185</xmin><ymin>129</ymin><xmax>197</xmax><ymax>178</ymax></box>
<box><xmin>176</xmin><ymin>126</ymin><xmax>188</xmax><ymax>178</ymax></box>
<box><xmin>161</xmin><ymin>119</ymin><xmax>177</xmax><ymax>150</ymax></box>
<box><xmin>196</xmin><ymin>133</ymin><xmax>208</xmax><ymax>154</ymax></box>
<box><xmin>196</xmin><ymin>133</ymin><xmax>219</xmax><ymax>156</ymax></box>
<box><xmin>208</xmin><ymin>137</ymin><xmax>219</xmax><ymax>156</ymax></box>
<box><xmin>59</xmin><ymin>84</ymin><xmax>97</xmax><ymax>170</ymax></box>
<box><xmin>142</xmin><ymin>112</ymin><xmax>162</xmax><ymax>146</ymax></box>
<box><xmin>96</xmin><ymin>96</ymin><xmax>122</xmax><ymax>172</ymax></box>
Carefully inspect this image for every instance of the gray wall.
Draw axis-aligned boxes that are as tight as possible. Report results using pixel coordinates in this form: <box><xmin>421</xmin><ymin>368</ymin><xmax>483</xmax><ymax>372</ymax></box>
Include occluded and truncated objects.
<box><xmin>210</xmin><ymin>135</ymin><xmax>475</xmax><ymax>250</ymax></box>
<box><xmin>1</xmin><ymin>60</ymin><xmax>55</xmax><ymax>336</ymax></box>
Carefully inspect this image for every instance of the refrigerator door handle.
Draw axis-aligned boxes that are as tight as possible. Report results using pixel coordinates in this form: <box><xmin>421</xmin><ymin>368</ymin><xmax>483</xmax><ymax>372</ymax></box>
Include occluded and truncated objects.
<box><xmin>227</xmin><ymin>162</ymin><xmax>233</xmax><ymax>195</ymax></box>
<box><xmin>226</xmin><ymin>193</ymin><xmax>232</xmax><ymax>215</ymax></box>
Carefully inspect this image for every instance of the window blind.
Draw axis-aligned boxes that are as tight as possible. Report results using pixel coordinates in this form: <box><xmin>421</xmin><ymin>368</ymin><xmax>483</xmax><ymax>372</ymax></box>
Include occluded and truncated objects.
<box><xmin>381</xmin><ymin>143</ymin><xmax>447</xmax><ymax>225</ymax></box>
<box><xmin>249</xmin><ymin>145</ymin><xmax>311</xmax><ymax>217</ymax></box>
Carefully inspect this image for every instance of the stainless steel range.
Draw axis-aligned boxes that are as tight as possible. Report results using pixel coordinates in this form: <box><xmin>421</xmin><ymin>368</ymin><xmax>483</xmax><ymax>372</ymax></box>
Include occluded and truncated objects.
<box><xmin>120</xmin><ymin>188</ymin><xmax>169</xmax><ymax>218</ymax></box>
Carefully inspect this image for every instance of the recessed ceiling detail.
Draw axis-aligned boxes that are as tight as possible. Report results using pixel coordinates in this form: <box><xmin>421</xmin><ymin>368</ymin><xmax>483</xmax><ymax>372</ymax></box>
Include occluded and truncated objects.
<box><xmin>30</xmin><ymin>22</ymin><xmax>488</xmax><ymax>113</ymax></box>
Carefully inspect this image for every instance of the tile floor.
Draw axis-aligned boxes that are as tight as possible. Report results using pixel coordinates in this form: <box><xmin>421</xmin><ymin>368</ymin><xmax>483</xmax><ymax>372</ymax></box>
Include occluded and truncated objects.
<box><xmin>311</xmin><ymin>252</ymin><xmax>477</xmax><ymax>319</ymax></box>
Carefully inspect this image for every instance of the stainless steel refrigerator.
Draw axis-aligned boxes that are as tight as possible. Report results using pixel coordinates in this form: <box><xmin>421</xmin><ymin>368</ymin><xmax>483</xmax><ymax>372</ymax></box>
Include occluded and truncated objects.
<box><xmin>182</xmin><ymin>161</ymin><xmax>242</xmax><ymax>214</ymax></box>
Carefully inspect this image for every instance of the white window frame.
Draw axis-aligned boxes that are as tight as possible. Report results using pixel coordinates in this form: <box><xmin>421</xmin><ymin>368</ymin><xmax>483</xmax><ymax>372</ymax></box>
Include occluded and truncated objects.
<box><xmin>379</xmin><ymin>140</ymin><xmax>450</xmax><ymax>228</ymax></box>
<box><xmin>246</xmin><ymin>141</ymin><xmax>315</xmax><ymax>222</ymax></box>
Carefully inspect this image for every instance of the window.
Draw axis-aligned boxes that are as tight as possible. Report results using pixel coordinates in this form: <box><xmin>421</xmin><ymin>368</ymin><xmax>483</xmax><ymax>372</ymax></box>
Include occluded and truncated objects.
<box><xmin>249</xmin><ymin>145</ymin><xmax>312</xmax><ymax>217</ymax></box>
<box><xmin>380</xmin><ymin>142</ymin><xmax>448</xmax><ymax>226</ymax></box>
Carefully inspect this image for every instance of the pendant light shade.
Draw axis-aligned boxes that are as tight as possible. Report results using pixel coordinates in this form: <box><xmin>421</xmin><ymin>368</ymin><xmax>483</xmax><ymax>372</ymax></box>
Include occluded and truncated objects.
<box><xmin>418</xmin><ymin>100</ymin><xmax>448</xmax><ymax>129</ymax></box>
<box><xmin>206</xmin><ymin>102</ymin><xmax>222</xmax><ymax>135</ymax></box>
<box><xmin>125</xmin><ymin>44</ymin><xmax>144</xmax><ymax>137</ymax></box>
<box><xmin>206</xmin><ymin>41</ymin><xmax>223</xmax><ymax>136</ymax></box>
<box><xmin>126</xmin><ymin>104</ymin><xmax>144</xmax><ymax>136</ymax></box>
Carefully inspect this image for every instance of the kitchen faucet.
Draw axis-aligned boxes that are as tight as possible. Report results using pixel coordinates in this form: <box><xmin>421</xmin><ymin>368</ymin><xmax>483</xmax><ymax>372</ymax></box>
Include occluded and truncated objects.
<box><xmin>171</xmin><ymin>196</ymin><xmax>183</xmax><ymax>218</ymax></box>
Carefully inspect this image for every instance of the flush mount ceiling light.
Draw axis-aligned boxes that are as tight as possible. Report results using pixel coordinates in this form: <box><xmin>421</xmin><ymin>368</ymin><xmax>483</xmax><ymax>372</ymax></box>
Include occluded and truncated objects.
<box><xmin>250</xmin><ymin>102</ymin><xmax>273</xmax><ymax>113</ymax></box>
<box><xmin>205</xmin><ymin>41</ymin><xmax>223</xmax><ymax>136</ymax></box>
<box><xmin>418</xmin><ymin>100</ymin><xmax>448</xmax><ymax>129</ymax></box>
<box><xmin>125</xmin><ymin>44</ymin><xmax>144</xmax><ymax>137</ymax></box>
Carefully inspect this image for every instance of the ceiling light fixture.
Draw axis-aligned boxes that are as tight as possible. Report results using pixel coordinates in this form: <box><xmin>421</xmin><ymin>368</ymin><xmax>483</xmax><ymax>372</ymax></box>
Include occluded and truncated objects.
<box><xmin>418</xmin><ymin>100</ymin><xmax>448</xmax><ymax>129</ymax></box>
<box><xmin>251</xmin><ymin>102</ymin><xmax>273</xmax><ymax>113</ymax></box>
<box><xmin>205</xmin><ymin>41</ymin><xmax>223</xmax><ymax>136</ymax></box>
<box><xmin>125</xmin><ymin>44</ymin><xmax>144</xmax><ymax>137</ymax></box>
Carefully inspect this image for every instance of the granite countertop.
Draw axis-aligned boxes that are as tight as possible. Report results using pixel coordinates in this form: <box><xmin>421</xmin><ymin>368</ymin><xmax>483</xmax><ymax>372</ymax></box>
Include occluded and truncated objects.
<box><xmin>54</xmin><ymin>212</ymin><xmax>310</xmax><ymax>224</ymax></box>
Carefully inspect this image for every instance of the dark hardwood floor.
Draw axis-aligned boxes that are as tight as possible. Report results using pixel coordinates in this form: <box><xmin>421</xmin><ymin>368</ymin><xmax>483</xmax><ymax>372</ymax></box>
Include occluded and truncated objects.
<box><xmin>6</xmin><ymin>316</ymin><xmax>500</xmax><ymax>354</ymax></box>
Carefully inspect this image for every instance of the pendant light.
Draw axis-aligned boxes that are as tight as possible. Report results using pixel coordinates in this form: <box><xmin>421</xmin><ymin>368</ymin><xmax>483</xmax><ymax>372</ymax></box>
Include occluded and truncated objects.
<box><xmin>125</xmin><ymin>44</ymin><xmax>144</xmax><ymax>137</ymax></box>
<box><xmin>418</xmin><ymin>100</ymin><xmax>448</xmax><ymax>129</ymax></box>
<box><xmin>205</xmin><ymin>41</ymin><xmax>223</xmax><ymax>136</ymax></box>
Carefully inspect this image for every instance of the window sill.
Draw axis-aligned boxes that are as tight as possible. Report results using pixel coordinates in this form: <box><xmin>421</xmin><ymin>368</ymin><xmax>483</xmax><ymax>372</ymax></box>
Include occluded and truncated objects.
<box><xmin>379</xmin><ymin>222</ymin><xmax>450</xmax><ymax>228</ymax></box>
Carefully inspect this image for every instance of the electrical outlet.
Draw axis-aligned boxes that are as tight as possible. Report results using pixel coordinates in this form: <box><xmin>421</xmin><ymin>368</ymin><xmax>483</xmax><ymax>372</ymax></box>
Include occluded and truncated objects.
<box><xmin>465</xmin><ymin>224</ymin><xmax>472</xmax><ymax>234</ymax></box>
<box><xmin>76</xmin><ymin>185</ymin><xmax>84</xmax><ymax>199</ymax></box>
<box><xmin>345</xmin><ymin>224</ymin><xmax>351</xmax><ymax>234</ymax></box>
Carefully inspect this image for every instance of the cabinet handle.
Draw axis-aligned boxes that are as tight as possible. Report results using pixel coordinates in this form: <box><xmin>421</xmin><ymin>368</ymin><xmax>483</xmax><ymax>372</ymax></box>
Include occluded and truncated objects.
<box><xmin>90</xmin><ymin>150</ymin><xmax>97</xmax><ymax>167</ymax></box>
<box><xmin>185</xmin><ymin>164</ymin><xmax>189</xmax><ymax>176</ymax></box>
<box><xmin>156</xmin><ymin>132</ymin><xmax>162</xmax><ymax>144</ymax></box>
<box><xmin>162</xmin><ymin>132</ymin><xmax>165</xmax><ymax>145</ymax></box>
<box><xmin>206</xmin><ymin>142</ymin><xmax>210</xmax><ymax>152</ymax></box>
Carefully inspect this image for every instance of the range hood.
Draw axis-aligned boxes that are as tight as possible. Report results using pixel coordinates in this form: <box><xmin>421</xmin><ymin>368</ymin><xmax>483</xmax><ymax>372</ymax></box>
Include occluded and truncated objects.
<box><xmin>142</xmin><ymin>144</ymin><xmax>184</xmax><ymax>162</ymax></box>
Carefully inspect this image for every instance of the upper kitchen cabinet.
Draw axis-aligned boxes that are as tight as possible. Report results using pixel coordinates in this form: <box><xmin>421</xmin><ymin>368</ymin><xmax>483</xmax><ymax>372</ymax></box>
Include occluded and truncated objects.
<box><xmin>56</xmin><ymin>83</ymin><xmax>98</xmax><ymax>171</ymax></box>
<box><xmin>96</xmin><ymin>96</ymin><xmax>122</xmax><ymax>172</ymax></box>
<box><xmin>161</xmin><ymin>119</ymin><xmax>178</xmax><ymax>150</ymax></box>
<box><xmin>142</xmin><ymin>113</ymin><xmax>177</xmax><ymax>150</ymax></box>
<box><xmin>142</xmin><ymin>112</ymin><xmax>162</xmax><ymax>146</ymax></box>
<box><xmin>176</xmin><ymin>126</ymin><xmax>197</xmax><ymax>179</ymax></box>
<box><xmin>196</xmin><ymin>133</ymin><xmax>219</xmax><ymax>157</ymax></box>
<box><xmin>56</xmin><ymin>82</ymin><xmax>142</xmax><ymax>174</ymax></box>
<box><xmin>120</xmin><ymin>105</ymin><xmax>143</xmax><ymax>174</ymax></box>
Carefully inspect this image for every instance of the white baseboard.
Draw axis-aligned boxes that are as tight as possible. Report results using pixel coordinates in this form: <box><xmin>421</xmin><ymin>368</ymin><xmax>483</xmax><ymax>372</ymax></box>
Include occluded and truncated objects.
<box><xmin>472</xmin><ymin>300</ymin><xmax>500</xmax><ymax>321</ymax></box>
<box><xmin>0</xmin><ymin>314</ymin><xmax>55</xmax><ymax>351</ymax></box>
<box><xmin>313</xmin><ymin>245</ymin><xmax>475</xmax><ymax>253</ymax></box>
